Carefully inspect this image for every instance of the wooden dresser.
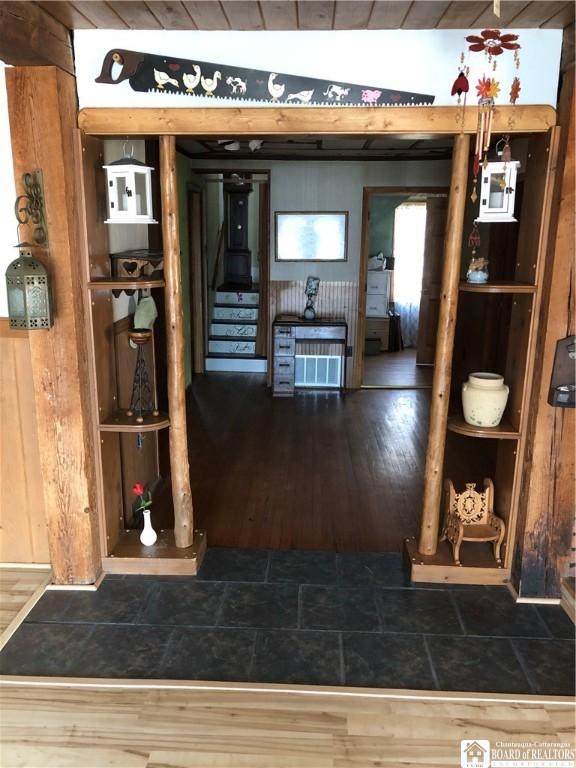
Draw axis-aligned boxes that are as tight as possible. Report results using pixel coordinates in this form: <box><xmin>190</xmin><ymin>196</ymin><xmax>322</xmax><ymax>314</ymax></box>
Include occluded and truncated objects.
<box><xmin>365</xmin><ymin>270</ymin><xmax>392</xmax><ymax>352</ymax></box>
<box><xmin>272</xmin><ymin>315</ymin><xmax>348</xmax><ymax>397</ymax></box>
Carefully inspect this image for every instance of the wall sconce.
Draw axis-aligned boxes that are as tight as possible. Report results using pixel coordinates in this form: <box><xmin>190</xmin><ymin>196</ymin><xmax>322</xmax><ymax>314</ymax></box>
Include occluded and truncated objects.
<box><xmin>476</xmin><ymin>160</ymin><xmax>521</xmax><ymax>223</ymax></box>
<box><xmin>5</xmin><ymin>171</ymin><xmax>53</xmax><ymax>330</ymax></box>
<box><xmin>103</xmin><ymin>142</ymin><xmax>157</xmax><ymax>224</ymax></box>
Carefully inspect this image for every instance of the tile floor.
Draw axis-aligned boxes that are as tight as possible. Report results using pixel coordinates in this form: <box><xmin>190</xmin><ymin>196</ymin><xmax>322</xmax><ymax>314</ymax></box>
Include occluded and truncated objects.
<box><xmin>1</xmin><ymin>549</ymin><xmax>574</xmax><ymax>695</ymax></box>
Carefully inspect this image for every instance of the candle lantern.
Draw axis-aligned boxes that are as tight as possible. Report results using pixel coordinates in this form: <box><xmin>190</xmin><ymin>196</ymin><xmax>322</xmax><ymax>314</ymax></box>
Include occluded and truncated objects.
<box><xmin>476</xmin><ymin>160</ymin><xmax>521</xmax><ymax>223</ymax></box>
<box><xmin>103</xmin><ymin>145</ymin><xmax>157</xmax><ymax>224</ymax></box>
<box><xmin>6</xmin><ymin>247</ymin><xmax>53</xmax><ymax>329</ymax></box>
<box><xmin>5</xmin><ymin>170</ymin><xmax>53</xmax><ymax>329</ymax></box>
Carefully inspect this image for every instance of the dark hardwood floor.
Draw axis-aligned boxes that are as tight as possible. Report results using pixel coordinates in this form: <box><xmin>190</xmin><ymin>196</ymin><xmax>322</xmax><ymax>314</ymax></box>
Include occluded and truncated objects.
<box><xmin>187</xmin><ymin>374</ymin><xmax>430</xmax><ymax>552</ymax></box>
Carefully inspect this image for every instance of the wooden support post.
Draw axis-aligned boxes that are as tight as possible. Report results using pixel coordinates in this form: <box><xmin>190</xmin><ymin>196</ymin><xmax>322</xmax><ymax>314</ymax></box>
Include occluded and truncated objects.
<box><xmin>160</xmin><ymin>135</ymin><xmax>194</xmax><ymax>548</ymax></box>
<box><xmin>512</xmin><ymin>72</ymin><xmax>575</xmax><ymax>597</ymax></box>
<box><xmin>5</xmin><ymin>67</ymin><xmax>101</xmax><ymax>583</ymax></box>
<box><xmin>418</xmin><ymin>133</ymin><xmax>470</xmax><ymax>556</ymax></box>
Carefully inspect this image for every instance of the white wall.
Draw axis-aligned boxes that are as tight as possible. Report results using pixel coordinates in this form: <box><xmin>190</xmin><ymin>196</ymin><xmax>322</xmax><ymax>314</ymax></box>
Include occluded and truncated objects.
<box><xmin>191</xmin><ymin>157</ymin><xmax>452</xmax><ymax>282</ymax></box>
<box><xmin>0</xmin><ymin>63</ymin><xmax>17</xmax><ymax>317</ymax></box>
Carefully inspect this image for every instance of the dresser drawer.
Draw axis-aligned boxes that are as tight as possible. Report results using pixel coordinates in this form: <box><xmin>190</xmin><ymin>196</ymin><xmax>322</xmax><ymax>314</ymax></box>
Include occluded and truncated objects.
<box><xmin>274</xmin><ymin>357</ymin><xmax>295</xmax><ymax>376</ymax></box>
<box><xmin>367</xmin><ymin>271</ymin><xmax>391</xmax><ymax>295</ymax></box>
<box><xmin>366</xmin><ymin>295</ymin><xmax>387</xmax><ymax>317</ymax></box>
<box><xmin>274</xmin><ymin>325</ymin><xmax>294</xmax><ymax>338</ymax></box>
<box><xmin>274</xmin><ymin>337</ymin><xmax>295</xmax><ymax>356</ymax></box>
<box><xmin>273</xmin><ymin>374</ymin><xmax>295</xmax><ymax>395</ymax></box>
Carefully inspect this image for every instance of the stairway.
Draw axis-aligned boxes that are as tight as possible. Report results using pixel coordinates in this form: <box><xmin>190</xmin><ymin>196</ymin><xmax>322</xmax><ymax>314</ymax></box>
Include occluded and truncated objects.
<box><xmin>205</xmin><ymin>286</ymin><xmax>267</xmax><ymax>373</ymax></box>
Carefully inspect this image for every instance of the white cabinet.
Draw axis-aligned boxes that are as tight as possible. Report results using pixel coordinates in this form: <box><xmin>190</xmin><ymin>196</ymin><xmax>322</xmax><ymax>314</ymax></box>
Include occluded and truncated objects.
<box><xmin>365</xmin><ymin>269</ymin><xmax>392</xmax><ymax>351</ymax></box>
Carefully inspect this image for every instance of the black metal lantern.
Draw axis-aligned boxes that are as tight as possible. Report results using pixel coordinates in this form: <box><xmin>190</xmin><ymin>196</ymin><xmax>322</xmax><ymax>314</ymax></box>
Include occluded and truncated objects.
<box><xmin>6</xmin><ymin>247</ymin><xmax>53</xmax><ymax>329</ymax></box>
<box><xmin>5</xmin><ymin>170</ymin><xmax>53</xmax><ymax>329</ymax></box>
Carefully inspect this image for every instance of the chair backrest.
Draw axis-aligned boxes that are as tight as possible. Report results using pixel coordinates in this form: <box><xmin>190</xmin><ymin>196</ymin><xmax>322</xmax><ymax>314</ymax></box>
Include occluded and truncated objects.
<box><xmin>446</xmin><ymin>479</ymin><xmax>494</xmax><ymax>526</ymax></box>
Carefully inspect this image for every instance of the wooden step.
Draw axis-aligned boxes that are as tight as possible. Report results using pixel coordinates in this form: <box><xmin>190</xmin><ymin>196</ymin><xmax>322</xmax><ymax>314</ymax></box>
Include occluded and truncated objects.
<box><xmin>210</xmin><ymin>322</ymin><xmax>257</xmax><ymax>338</ymax></box>
<box><xmin>208</xmin><ymin>339</ymin><xmax>256</xmax><ymax>355</ymax></box>
<box><xmin>213</xmin><ymin>306</ymin><xmax>259</xmax><ymax>321</ymax></box>
<box><xmin>215</xmin><ymin>291</ymin><xmax>259</xmax><ymax>306</ymax></box>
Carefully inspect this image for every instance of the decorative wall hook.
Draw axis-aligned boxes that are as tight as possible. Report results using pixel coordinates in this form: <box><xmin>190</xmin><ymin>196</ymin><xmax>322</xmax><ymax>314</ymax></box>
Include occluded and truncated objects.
<box><xmin>14</xmin><ymin>170</ymin><xmax>48</xmax><ymax>246</ymax></box>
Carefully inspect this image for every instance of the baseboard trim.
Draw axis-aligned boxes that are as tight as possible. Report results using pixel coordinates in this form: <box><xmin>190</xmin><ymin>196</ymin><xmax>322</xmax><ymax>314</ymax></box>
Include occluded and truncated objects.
<box><xmin>45</xmin><ymin>572</ymin><xmax>105</xmax><ymax>592</ymax></box>
<box><xmin>0</xmin><ymin>563</ymin><xmax>51</xmax><ymax>570</ymax></box>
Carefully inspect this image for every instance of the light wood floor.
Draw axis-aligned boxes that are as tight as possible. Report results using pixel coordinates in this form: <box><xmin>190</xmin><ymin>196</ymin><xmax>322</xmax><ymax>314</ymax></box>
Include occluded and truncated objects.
<box><xmin>1</xmin><ymin>555</ymin><xmax>574</xmax><ymax>767</ymax></box>
<box><xmin>0</xmin><ymin>682</ymin><xmax>574</xmax><ymax>768</ymax></box>
<box><xmin>0</xmin><ymin>568</ymin><xmax>50</xmax><ymax>634</ymax></box>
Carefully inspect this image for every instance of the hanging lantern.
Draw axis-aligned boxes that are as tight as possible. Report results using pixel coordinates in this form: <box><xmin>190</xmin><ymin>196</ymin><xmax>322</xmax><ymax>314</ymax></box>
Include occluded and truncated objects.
<box><xmin>5</xmin><ymin>170</ymin><xmax>53</xmax><ymax>329</ymax></box>
<box><xmin>6</xmin><ymin>247</ymin><xmax>53</xmax><ymax>329</ymax></box>
<box><xmin>476</xmin><ymin>160</ymin><xmax>521</xmax><ymax>222</ymax></box>
<box><xmin>103</xmin><ymin>143</ymin><xmax>157</xmax><ymax>224</ymax></box>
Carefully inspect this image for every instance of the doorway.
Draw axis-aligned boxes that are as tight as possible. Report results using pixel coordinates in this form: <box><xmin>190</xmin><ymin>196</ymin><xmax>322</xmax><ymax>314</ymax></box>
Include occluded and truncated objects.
<box><xmin>359</xmin><ymin>188</ymin><xmax>448</xmax><ymax>388</ymax></box>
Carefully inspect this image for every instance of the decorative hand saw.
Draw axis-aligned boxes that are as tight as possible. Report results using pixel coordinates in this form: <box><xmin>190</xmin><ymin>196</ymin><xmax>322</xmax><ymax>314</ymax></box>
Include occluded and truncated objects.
<box><xmin>96</xmin><ymin>49</ymin><xmax>435</xmax><ymax>107</ymax></box>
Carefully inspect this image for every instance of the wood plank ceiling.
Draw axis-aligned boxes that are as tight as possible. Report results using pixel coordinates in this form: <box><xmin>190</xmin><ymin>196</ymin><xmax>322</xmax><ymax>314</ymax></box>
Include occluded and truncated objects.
<box><xmin>36</xmin><ymin>1</ymin><xmax>575</xmax><ymax>32</ymax></box>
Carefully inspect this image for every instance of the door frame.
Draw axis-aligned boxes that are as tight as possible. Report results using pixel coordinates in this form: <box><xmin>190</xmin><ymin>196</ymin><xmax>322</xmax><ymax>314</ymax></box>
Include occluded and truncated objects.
<box><xmin>355</xmin><ymin>186</ymin><xmax>449</xmax><ymax>389</ymax></box>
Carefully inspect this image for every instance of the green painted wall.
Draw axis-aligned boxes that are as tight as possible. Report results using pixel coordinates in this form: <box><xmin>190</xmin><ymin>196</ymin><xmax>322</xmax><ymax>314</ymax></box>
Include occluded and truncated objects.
<box><xmin>368</xmin><ymin>194</ymin><xmax>410</xmax><ymax>258</ymax></box>
<box><xmin>177</xmin><ymin>152</ymin><xmax>192</xmax><ymax>387</ymax></box>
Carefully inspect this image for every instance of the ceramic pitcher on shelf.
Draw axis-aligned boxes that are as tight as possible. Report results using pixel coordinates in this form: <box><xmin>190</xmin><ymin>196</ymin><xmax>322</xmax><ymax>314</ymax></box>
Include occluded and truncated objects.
<box><xmin>462</xmin><ymin>372</ymin><xmax>509</xmax><ymax>427</ymax></box>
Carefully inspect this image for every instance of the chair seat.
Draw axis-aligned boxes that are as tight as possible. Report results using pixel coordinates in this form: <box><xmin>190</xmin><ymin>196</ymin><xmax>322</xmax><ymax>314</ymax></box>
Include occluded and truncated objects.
<box><xmin>461</xmin><ymin>524</ymin><xmax>501</xmax><ymax>542</ymax></box>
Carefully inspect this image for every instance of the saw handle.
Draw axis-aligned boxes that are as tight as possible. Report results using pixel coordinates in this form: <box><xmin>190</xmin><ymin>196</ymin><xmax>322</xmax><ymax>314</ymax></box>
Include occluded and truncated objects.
<box><xmin>95</xmin><ymin>49</ymin><xmax>145</xmax><ymax>84</ymax></box>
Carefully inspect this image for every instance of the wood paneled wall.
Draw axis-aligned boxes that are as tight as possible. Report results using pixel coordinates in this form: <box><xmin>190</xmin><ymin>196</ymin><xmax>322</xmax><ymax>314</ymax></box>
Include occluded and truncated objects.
<box><xmin>513</xmin><ymin>73</ymin><xmax>575</xmax><ymax>598</ymax></box>
<box><xmin>6</xmin><ymin>67</ymin><xmax>101</xmax><ymax>584</ymax></box>
<box><xmin>269</xmin><ymin>281</ymin><xmax>358</xmax><ymax>387</ymax></box>
<box><xmin>0</xmin><ymin>321</ymin><xmax>49</xmax><ymax>563</ymax></box>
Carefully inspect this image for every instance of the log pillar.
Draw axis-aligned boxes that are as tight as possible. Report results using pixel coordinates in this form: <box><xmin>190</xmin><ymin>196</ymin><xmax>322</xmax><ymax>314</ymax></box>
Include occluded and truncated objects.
<box><xmin>6</xmin><ymin>67</ymin><xmax>101</xmax><ymax>583</ymax></box>
<box><xmin>159</xmin><ymin>135</ymin><xmax>194</xmax><ymax>548</ymax></box>
<box><xmin>512</xmin><ymin>72</ymin><xmax>575</xmax><ymax>597</ymax></box>
<box><xmin>418</xmin><ymin>133</ymin><xmax>470</xmax><ymax>555</ymax></box>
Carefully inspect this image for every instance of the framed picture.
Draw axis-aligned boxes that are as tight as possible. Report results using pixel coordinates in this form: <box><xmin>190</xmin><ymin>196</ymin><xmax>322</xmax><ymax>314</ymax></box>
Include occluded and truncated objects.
<box><xmin>275</xmin><ymin>211</ymin><xmax>348</xmax><ymax>262</ymax></box>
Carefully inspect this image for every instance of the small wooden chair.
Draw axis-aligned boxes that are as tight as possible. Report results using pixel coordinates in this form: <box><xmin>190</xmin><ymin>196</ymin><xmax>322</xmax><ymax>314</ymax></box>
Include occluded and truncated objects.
<box><xmin>440</xmin><ymin>478</ymin><xmax>505</xmax><ymax>566</ymax></box>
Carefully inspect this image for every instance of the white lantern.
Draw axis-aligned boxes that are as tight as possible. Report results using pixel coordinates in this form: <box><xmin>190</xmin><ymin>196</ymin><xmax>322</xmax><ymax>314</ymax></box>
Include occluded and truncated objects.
<box><xmin>476</xmin><ymin>161</ymin><xmax>521</xmax><ymax>223</ymax></box>
<box><xmin>103</xmin><ymin>155</ymin><xmax>157</xmax><ymax>224</ymax></box>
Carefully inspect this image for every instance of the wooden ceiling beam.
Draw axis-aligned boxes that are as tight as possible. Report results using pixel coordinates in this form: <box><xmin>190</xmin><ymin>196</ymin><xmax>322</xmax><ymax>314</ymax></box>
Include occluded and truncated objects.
<box><xmin>181</xmin><ymin>1</ymin><xmax>230</xmax><ymax>29</ymax></box>
<box><xmin>145</xmin><ymin>1</ymin><xmax>198</xmax><ymax>30</ymax></box>
<box><xmin>71</xmin><ymin>1</ymin><xmax>128</xmax><ymax>28</ymax></box>
<box><xmin>108</xmin><ymin>1</ymin><xmax>163</xmax><ymax>29</ymax></box>
<box><xmin>0</xmin><ymin>1</ymin><xmax>74</xmax><ymax>73</ymax></box>
<box><xmin>368</xmin><ymin>1</ymin><xmax>411</xmax><ymax>29</ymax></box>
<box><xmin>333</xmin><ymin>1</ymin><xmax>373</xmax><ymax>29</ymax></box>
<box><xmin>259</xmin><ymin>1</ymin><xmax>298</xmax><ymax>30</ymax></box>
<box><xmin>37</xmin><ymin>0</ymin><xmax>94</xmax><ymax>28</ymax></box>
<box><xmin>220</xmin><ymin>1</ymin><xmax>264</xmax><ymax>30</ymax></box>
<box><xmin>78</xmin><ymin>105</ymin><xmax>556</xmax><ymax>135</ymax></box>
<box><xmin>297</xmin><ymin>0</ymin><xmax>336</xmax><ymax>30</ymax></box>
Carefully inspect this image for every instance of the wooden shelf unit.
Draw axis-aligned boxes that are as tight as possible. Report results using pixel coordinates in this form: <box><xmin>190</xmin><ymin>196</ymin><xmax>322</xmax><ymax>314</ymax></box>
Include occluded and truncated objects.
<box><xmin>88</xmin><ymin>278</ymin><xmax>165</xmax><ymax>290</ymax></box>
<box><xmin>447</xmin><ymin>416</ymin><xmax>520</xmax><ymax>440</ymax></box>
<box><xmin>459</xmin><ymin>281</ymin><xmax>536</xmax><ymax>294</ymax></box>
<box><xmin>98</xmin><ymin>411</ymin><xmax>170</xmax><ymax>433</ymax></box>
<box><xmin>103</xmin><ymin>529</ymin><xmax>206</xmax><ymax>575</ymax></box>
<box><xmin>78</xmin><ymin>134</ymin><xmax>201</xmax><ymax>575</ymax></box>
<box><xmin>412</xmin><ymin>129</ymin><xmax>560</xmax><ymax>585</ymax></box>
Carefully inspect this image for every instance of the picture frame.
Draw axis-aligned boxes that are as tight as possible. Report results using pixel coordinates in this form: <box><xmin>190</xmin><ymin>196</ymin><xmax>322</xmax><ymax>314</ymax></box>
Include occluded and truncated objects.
<box><xmin>275</xmin><ymin>211</ymin><xmax>348</xmax><ymax>262</ymax></box>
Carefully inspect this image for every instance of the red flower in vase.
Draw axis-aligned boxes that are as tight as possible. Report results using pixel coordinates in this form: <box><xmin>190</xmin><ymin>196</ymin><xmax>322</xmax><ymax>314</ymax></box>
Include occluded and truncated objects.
<box><xmin>132</xmin><ymin>482</ymin><xmax>152</xmax><ymax>512</ymax></box>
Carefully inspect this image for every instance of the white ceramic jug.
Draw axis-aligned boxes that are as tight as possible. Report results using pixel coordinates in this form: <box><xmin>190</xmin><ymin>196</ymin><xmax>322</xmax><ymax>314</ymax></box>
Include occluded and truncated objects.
<box><xmin>462</xmin><ymin>372</ymin><xmax>509</xmax><ymax>427</ymax></box>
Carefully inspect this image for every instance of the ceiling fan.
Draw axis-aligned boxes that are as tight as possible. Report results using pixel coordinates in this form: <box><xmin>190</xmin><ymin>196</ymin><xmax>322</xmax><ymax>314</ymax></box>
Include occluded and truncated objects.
<box><xmin>199</xmin><ymin>172</ymin><xmax>269</xmax><ymax>185</ymax></box>
<box><xmin>217</xmin><ymin>139</ymin><xmax>264</xmax><ymax>152</ymax></box>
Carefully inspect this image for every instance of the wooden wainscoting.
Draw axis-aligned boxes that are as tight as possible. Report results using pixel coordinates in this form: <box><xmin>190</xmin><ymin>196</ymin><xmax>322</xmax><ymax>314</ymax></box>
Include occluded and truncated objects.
<box><xmin>269</xmin><ymin>281</ymin><xmax>359</xmax><ymax>388</ymax></box>
<box><xmin>0</xmin><ymin>320</ymin><xmax>49</xmax><ymax>563</ymax></box>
